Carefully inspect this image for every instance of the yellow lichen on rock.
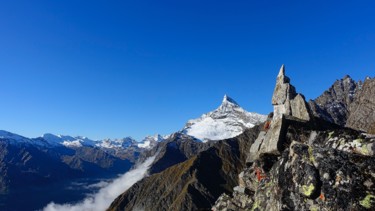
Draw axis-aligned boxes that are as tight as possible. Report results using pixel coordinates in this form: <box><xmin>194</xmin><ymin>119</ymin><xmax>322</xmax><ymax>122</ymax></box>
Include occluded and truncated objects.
<box><xmin>302</xmin><ymin>184</ymin><xmax>315</xmax><ymax>197</ymax></box>
<box><xmin>359</xmin><ymin>194</ymin><xmax>375</xmax><ymax>209</ymax></box>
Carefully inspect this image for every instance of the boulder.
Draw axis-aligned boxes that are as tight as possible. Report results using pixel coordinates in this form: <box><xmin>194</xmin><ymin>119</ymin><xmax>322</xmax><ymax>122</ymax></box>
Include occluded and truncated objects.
<box><xmin>247</xmin><ymin>131</ymin><xmax>267</xmax><ymax>163</ymax></box>
<box><xmin>291</xmin><ymin>94</ymin><xmax>310</xmax><ymax>121</ymax></box>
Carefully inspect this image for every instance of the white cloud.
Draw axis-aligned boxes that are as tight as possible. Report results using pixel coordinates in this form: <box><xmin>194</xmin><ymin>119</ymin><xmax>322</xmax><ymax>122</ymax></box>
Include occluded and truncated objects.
<box><xmin>86</xmin><ymin>181</ymin><xmax>110</xmax><ymax>189</ymax></box>
<box><xmin>43</xmin><ymin>155</ymin><xmax>156</xmax><ymax>211</ymax></box>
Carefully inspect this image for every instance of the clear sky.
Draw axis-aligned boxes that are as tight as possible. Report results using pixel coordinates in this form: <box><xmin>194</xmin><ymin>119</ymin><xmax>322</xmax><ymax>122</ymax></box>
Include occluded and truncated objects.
<box><xmin>0</xmin><ymin>1</ymin><xmax>374</xmax><ymax>140</ymax></box>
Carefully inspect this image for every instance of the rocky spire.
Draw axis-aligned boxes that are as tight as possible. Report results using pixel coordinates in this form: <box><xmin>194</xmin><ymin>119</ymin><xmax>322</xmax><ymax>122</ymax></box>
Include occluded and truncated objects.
<box><xmin>272</xmin><ymin>65</ymin><xmax>295</xmax><ymax>106</ymax></box>
<box><xmin>276</xmin><ymin>64</ymin><xmax>289</xmax><ymax>84</ymax></box>
<box><xmin>248</xmin><ymin>65</ymin><xmax>311</xmax><ymax>163</ymax></box>
<box><xmin>271</xmin><ymin>65</ymin><xmax>310</xmax><ymax>121</ymax></box>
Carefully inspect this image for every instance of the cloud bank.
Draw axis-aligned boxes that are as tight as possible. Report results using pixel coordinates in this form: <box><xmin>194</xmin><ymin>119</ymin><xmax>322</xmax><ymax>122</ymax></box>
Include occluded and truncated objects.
<box><xmin>43</xmin><ymin>155</ymin><xmax>156</xmax><ymax>211</ymax></box>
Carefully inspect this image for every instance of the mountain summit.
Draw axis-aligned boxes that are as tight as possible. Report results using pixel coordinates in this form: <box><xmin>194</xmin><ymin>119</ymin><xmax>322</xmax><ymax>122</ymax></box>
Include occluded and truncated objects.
<box><xmin>182</xmin><ymin>95</ymin><xmax>266</xmax><ymax>142</ymax></box>
<box><xmin>222</xmin><ymin>94</ymin><xmax>239</xmax><ymax>106</ymax></box>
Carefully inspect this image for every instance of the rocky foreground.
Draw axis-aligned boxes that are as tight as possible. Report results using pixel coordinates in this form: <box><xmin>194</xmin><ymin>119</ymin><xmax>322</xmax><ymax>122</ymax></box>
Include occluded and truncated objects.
<box><xmin>213</xmin><ymin>66</ymin><xmax>375</xmax><ymax>210</ymax></box>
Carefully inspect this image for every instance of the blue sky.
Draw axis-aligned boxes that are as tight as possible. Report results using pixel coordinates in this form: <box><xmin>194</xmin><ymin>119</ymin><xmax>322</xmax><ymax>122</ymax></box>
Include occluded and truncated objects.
<box><xmin>0</xmin><ymin>1</ymin><xmax>374</xmax><ymax>140</ymax></box>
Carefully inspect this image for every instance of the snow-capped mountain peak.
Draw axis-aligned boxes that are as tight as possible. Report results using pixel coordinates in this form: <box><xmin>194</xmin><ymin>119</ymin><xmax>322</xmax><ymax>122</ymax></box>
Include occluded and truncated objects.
<box><xmin>42</xmin><ymin>133</ymin><xmax>140</xmax><ymax>149</ymax></box>
<box><xmin>138</xmin><ymin>134</ymin><xmax>165</xmax><ymax>149</ymax></box>
<box><xmin>96</xmin><ymin>137</ymin><xmax>137</xmax><ymax>149</ymax></box>
<box><xmin>222</xmin><ymin>94</ymin><xmax>239</xmax><ymax>106</ymax></box>
<box><xmin>42</xmin><ymin>133</ymin><xmax>96</xmax><ymax>147</ymax></box>
<box><xmin>42</xmin><ymin>133</ymin><xmax>75</xmax><ymax>143</ymax></box>
<box><xmin>0</xmin><ymin>129</ymin><xmax>167</xmax><ymax>152</ymax></box>
<box><xmin>182</xmin><ymin>95</ymin><xmax>266</xmax><ymax>142</ymax></box>
<box><xmin>215</xmin><ymin>94</ymin><xmax>242</xmax><ymax>114</ymax></box>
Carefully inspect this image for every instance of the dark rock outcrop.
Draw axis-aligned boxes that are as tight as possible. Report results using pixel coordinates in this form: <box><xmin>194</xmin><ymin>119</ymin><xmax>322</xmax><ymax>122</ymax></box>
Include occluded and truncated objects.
<box><xmin>215</xmin><ymin>124</ymin><xmax>375</xmax><ymax>211</ymax></box>
<box><xmin>213</xmin><ymin>67</ymin><xmax>375</xmax><ymax>211</ymax></box>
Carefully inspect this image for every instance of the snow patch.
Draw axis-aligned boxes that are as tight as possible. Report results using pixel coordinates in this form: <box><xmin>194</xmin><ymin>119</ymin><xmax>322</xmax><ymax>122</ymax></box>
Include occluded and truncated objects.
<box><xmin>137</xmin><ymin>134</ymin><xmax>165</xmax><ymax>149</ymax></box>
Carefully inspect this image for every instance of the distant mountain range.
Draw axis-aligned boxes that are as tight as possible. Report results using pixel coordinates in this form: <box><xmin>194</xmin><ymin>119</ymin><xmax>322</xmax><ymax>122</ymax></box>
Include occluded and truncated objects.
<box><xmin>0</xmin><ymin>94</ymin><xmax>265</xmax><ymax>211</ymax></box>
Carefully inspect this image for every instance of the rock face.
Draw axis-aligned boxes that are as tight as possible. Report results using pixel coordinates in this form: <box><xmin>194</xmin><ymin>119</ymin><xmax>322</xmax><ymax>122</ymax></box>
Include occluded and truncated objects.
<box><xmin>213</xmin><ymin>67</ymin><xmax>375</xmax><ymax>211</ymax></box>
<box><xmin>214</xmin><ymin>124</ymin><xmax>375</xmax><ymax>211</ymax></box>
<box><xmin>107</xmin><ymin>126</ymin><xmax>262</xmax><ymax>211</ymax></box>
<box><xmin>346</xmin><ymin>77</ymin><xmax>375</xmax><ymax>133</ymax></box>
<box><xmin>308</xmin><ymin>75</ymin><xmax>358</xmax><ymax>126</ymax></box>
<box><xmin>248</xmin><ymin>65</ymin><xmax>311</xmax><ymax>163</ymax></box>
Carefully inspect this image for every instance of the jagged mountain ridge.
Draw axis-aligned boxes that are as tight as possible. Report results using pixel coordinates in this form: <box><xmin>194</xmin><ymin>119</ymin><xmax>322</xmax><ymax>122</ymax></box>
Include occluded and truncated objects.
<box><xmin>309</xmin><ymin>75</ymin><xmax>375</xmax><ymax>133</ymax></box>
<box><xmin>182</xmin><ymin>95</ymin><xmax>266</xmax><ymax>142</ymax></box>
<box><xmin>0</xmin><ymin>130</ymin><xmax>166</xmax><ymax>150</ymax></box>
<box><xmin>41</xmin><ymin>132</ymin><xmax>165</xmax><ymax>149</ymax></box>
<box><xmin>308</xmin><ymin>75</ymin><xmax>359</xmax><ymax>126</ymax></box>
